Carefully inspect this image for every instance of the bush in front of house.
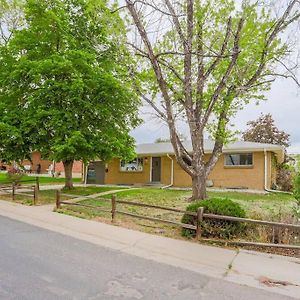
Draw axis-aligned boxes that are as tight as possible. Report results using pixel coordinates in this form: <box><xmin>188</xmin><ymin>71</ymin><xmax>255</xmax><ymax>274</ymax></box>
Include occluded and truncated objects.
<box><xmin>6</xmin><ymin>167</ymin><xmax>25</xmax><ymax>185</ymax></box>
<box><xmin>181</xmin><ymin>198</ymin><xmax>246</xmax><ymax>239</ymax></box>
<box><xmin>293</xmin><ymin>172</ymin><xmax>300</xmax><ymax>219</ymax></box>
<box><xmin>276</xmin><ymin>165</ymin><xmax>294</xmax><ymax>192</ymax></box>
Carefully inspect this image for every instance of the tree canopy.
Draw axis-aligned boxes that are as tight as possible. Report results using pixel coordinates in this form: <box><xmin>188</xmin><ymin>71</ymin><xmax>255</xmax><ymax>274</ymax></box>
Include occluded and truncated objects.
<box><xmin>125</xmin><ymin>0</ymin><xmax>300</xmax><ymax>199</ymax></box>
<box><xmin>0</xmin><ymin>0</ymin><xmax>140</xmax><ymax>187</ymax></box>
<box><xmin>242</xmin><ymin>113</ymin><xmax>292</xmax><ymax>191</ymax></box>
<box><xmin>242</xmin><ymin>114</ymin><xmax>290</xmax><ymax>148</ymax></box>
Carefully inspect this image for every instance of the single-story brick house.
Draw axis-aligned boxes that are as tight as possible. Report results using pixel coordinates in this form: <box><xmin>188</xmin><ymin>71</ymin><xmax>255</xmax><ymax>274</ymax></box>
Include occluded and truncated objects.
<box><xmin>86</xmin><ymin>140</ymin><xmax>284</xmax><ymax>191</ymax></box>
<box><xmin>20</xmin><ymin>151</ymin><xmax>83</xmax><ymax>178</ymax></box>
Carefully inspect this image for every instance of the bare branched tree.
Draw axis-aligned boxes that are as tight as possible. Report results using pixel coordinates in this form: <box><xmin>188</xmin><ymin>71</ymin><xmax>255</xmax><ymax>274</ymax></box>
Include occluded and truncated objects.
<box><xmin>0</xmin><ymin>0</ymin><xmax>24</xmax><ymax>46</ymax></box>
<box><xmin>123</xmin><ymin>0</ymin><xmax>300</xmax><ymax>200</ymax></box>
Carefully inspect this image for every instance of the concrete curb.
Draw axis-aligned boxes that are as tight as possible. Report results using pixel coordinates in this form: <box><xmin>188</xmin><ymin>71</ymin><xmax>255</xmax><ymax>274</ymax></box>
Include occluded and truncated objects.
<box><xmin>0</xmin><ymin>200</ymin><xmax>299</xmax><ymax>299</ymax></box>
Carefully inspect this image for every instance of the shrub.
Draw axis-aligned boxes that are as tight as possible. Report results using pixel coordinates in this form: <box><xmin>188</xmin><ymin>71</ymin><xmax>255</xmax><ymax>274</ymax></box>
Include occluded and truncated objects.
<box><xmin>6</xmin><ymin>167</ymin><xmax>25</xmax><ymax>185</ymax></box>
<box><xmin>293</xmin><ymin>172</ymin><xmax>300</xmax><ymax>219</ymax></box>
<box><xmin>294</xmin><ymin>172</ymin><xmax>300</xmax><ymax>201</ymax></box>
<box><xmin>276</xmin><ymin>165</ymin><xmax>293</xmax><ymax>192</ymax></box>
<box><xmin>182</xmin><ymin>198</ymin><xmax>246</xmax><ymax>239</ymax></box>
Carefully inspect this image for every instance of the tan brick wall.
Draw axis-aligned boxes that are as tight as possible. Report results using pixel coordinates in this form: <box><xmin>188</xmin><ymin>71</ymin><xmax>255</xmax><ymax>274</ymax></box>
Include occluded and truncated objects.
<box><xmin>172</xmin><ymin>152</ymin><xmax>268</xmax><ymax>189</ymax></box>
<box><xmin>105</xmin><ymin>151</ymin><xmax>274</xmax><ymax>190</ymax></box>
<box><xmin>161</xmin><ymin>156</ymin><xmax>172</xmax><ymax>185</ymax></box>
<box><xmin>210</xmin><ymin>152</ymin><xmax>265</xmax><ymax>189</ymax></box>
<box><xmin>105</xmin><ymin>157</ymin><xmax>151</xmax><ymax>185</ymax></box>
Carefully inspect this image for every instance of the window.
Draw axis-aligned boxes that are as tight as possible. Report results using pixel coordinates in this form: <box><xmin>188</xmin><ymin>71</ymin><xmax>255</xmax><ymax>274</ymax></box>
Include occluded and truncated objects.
<box><xmin>225</xmin><ymin>153</ymin><xmax>253</xmax><ymax>166</ymax></box>
<box><xmin>120</xmin><ymin>158</ymin><xmax>143</xmax><ymax>172</ymax></box>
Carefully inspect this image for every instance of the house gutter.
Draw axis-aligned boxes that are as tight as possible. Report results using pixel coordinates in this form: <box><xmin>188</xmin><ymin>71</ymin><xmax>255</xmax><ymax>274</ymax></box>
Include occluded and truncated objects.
<box><xmin>162</xmin><ymin>154</ymin><xmax>174</xmax><ymax>189</ymax></box>
<box><xmin>264</xmin><ymin>149</ymin><xmax>291</xmax><ymax>194</ymax></box>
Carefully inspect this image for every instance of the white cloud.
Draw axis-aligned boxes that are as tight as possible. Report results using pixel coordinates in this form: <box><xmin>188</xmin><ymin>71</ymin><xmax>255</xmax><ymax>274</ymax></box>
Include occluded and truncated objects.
<box><xmin>132</xmin><ymin>77</ymin><xmax>300</xmax><ymax>153</ymax></box>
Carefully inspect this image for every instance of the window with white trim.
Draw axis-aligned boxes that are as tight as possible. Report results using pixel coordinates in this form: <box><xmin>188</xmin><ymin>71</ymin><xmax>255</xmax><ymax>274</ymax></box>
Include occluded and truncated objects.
<box><xmin>225</xmin><ymin>153</ymin><xmax>253</xmax><ymax>166</ymax></box>
<box><xmin>120</xmin><ymin>158</ymin><xmax>143</xmax><ymax>172</ymax></box>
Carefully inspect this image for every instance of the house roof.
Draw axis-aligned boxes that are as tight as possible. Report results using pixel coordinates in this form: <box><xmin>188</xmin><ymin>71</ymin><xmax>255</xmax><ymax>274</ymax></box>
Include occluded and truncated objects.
<box><xmin>136</xmin><ymin>140</ymin><xmax>285</xmax><ymax>163</ymax></box>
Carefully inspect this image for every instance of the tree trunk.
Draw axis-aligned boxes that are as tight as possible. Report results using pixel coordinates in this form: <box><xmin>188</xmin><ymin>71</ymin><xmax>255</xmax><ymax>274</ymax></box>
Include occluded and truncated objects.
<box><xmin>63</xmin><ymin>160</ymin><xmax>74</xmax><ymax>190</ymax></box>
<box><xmin>191</xmin><ymin>173</ymin><xmax>208</xmax><ymax>201</ymax></box>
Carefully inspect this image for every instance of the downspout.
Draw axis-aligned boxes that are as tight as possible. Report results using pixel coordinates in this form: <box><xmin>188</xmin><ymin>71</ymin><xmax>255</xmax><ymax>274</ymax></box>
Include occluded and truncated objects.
<box><xmin>264</xmin><ymin>149</ymin><xmax>291</xmax><ymax>194</ymax></box>
<box><xmin>162</xmin><ymin>154</ymin><xmax>174</xmax><ymax>189</ymax></box>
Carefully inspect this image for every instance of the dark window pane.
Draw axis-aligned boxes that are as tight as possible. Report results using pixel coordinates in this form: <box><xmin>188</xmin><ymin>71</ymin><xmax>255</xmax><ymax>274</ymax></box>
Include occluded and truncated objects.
<box><xmin>225</xmin><ymin>153</ymin><xmax>253</xmax><ymax>166</ymax></box>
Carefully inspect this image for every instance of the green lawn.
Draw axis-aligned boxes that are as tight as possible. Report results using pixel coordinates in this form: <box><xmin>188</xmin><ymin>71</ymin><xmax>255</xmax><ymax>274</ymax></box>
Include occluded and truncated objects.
<box><xmin>61</xmin><ymin>188</ymin><xmax>297</xmax><ymax>220</ymax></box>
<box><xmin>60</xmin><ymin>185</ymin><xmax>128</xmax><ymax>196</ymax></box>
<box><xmin>208</xmin><ymin>190</ymin><xmax>295</xmax><ymax>220</ymax></box>
<box><xmin>1</xmin><ymin>181</ymin><xmax>295</xmax><ymax>218</ymax></box>
<box><xmin>0</xmin><ymin>185</ymin><xmax>128</xmax><ymax>206</ymax></box>
<box><xmin>2</xmin><ymin>182</ymin><xmax>297</xmax><ymax>247</ymax></box>
<box><xmin>0</xmin><ymin>173</ymin><xmax>82</xmax><ymax>185</ymax></box>
<box><xmin>98</xmin><ymin>188</ymin><xmax>296</xmax><ymax>219</ymax></box>
<box><xmin>57</xmin><ymin>188</ymin><xmax>297</xmax><ymax>242</ymax></box>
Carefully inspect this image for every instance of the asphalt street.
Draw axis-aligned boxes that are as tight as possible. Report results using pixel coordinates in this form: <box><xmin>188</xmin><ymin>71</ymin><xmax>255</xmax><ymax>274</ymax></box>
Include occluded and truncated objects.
<box><xmin>0</xmin><ymin>216</ymin><xmax>295</xmax><ymax>300</ymax></box>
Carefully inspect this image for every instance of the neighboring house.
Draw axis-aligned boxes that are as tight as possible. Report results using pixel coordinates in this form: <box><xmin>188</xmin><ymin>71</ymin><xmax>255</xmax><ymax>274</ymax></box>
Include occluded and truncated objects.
<box><xmin>21</xmin><ymin>151</ymin><xmax>83</xmax><ymax>178</ymax></box>
<box><xmin>86</xmin><ymin>140</ymin><xmax>284</xmax><ymax>191</ymax></box>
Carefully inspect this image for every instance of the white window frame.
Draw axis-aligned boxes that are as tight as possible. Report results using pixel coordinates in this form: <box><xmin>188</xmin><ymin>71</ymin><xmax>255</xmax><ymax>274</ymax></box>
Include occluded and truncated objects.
<box><xmin>224</xmin><ymin>153</ymin><xmax>253</xmax><ymax>167</ymax></box>
<box><xmin>120</xmin><ymin>157</ymin><xmax>144</xmax><ymax>172</ymax></box>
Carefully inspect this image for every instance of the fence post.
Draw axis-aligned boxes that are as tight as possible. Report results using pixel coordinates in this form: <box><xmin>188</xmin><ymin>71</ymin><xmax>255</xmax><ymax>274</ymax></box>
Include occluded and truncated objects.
<box><xmin>196</xmin><ymin>207</ymin><xmax>204</xmax><ymax>239</ymax></box>
<box><xmin>12</xmin><ymin>183</ymin><xmax>16</xmax><ymax>201</ymax></box>
<box><xmin>36</xmin><ymin>177</ymin><xmax>40</xmax><ymax>191</ymax></box>
<box><xmin>33</xmin><ymin>185</ymin><xmax>38</xmax><ymax>206</ymax></box>
<box><xmin>56</xmin><ymin>190</ymin><xmax>61</xmax><ymax>209</ymax></box>
<box><xmin>111</xmin><ymin>194</ymin><xmax>116</xmax><ymax>222</ymax></box>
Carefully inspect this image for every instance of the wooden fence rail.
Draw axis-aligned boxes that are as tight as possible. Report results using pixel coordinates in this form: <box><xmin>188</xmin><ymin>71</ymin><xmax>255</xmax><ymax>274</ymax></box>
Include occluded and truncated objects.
<box><xmin>203</xmin><ymin>213</ymin><xmax>300</xmax><ymax>230</ymax></box>
<box><xmin>55</xmin><ymin>191</ymin><xmax>300</xmax><ymax>250</ymax></box>
<box><xmin>0</xmin><ymin>177</ymin><xmax>39</xmax><ymax>188</ymax></box>
<box><xmin>0</xmin><ymin>179</ymin><xmax>39</xmax><ymax>205</ymax></box>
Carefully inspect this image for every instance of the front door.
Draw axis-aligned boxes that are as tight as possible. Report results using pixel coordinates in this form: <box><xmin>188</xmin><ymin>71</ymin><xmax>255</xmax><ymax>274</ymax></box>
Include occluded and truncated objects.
<box><xmin>87</xmin><ymin>162</ymin><xmax>105</xmax><ymax>184</ymax></box>
<box><xmin>151</xmin><ymin>157</ymin><xmax>161</xmax><ymax>182</ymax></box>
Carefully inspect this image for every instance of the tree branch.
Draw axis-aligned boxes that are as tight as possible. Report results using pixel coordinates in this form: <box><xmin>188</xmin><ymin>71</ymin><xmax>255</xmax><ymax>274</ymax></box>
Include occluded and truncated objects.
<box><xmin>243</xmin><ymin>0</ymin><xmax>300</xmax><ymax>89</ymax></box>
<box><xmin>202</xmin><ymin>18</ymin><xmax>244</xmax><ymax>127</ymax></box>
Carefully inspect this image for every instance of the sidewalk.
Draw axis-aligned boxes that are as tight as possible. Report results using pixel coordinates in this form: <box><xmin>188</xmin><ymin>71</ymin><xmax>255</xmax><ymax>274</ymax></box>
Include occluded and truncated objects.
<box><xmin>0</xmin><ymin>200</ymin><xmax>299</xmax><ymax>299</ymax></box>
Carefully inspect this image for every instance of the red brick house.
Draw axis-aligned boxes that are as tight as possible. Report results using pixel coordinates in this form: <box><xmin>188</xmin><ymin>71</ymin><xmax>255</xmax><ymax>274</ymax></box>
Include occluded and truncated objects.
<box><xmin>21</xmin><ymin>151</ymin><xmax>83</xmax><ymax>178</ymax></box>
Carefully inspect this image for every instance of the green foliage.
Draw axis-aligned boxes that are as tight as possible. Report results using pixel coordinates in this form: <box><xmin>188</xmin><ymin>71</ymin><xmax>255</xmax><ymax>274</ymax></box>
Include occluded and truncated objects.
<box><xmin>182</xmin><ymin>198</ymin><xmax>246</xmax><ymax>239</ymax></box>
<box><xmin>6</xmin><ymin>167</ymin><xmax>25</xmax><ymax>185</ymax></box>
<box><xmin>293</xmin><ymin>173</ymin><xmax>300</xmax><ymax>218</ymax></box>
<box><xmin>276</xmin><ymin>167</ymin><xmax>294</xmax><ymax>192</ymax></box>
<box><xmin>135</xmin><ymin>1</ymin><xmax>292</xmax><ymax>143</ymax></box>
<box><xmin>0</xmin><ymin>0</ymin><xmax>140</xmax><ymax>185</ymax></box>
<box><xmin>295</xmin><ymin>154</ymin><xmax>300</xmax><ymax>172</ymax></box>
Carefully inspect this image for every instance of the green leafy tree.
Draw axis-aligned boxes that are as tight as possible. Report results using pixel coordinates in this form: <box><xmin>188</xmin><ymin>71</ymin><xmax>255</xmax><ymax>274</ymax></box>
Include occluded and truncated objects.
<box><xmin>293</xmin><ymin>172</ymin><xmax>300</xmax><ymax>219</ymax></box>
<box><xmin>0</xmin><ymin>0</ymin><xmax>140</xmax><ymax>188</ymax></box>
<box><xmin>125</xmin><ymin>0</ymin><xmax>300</xmax><ymax>200</ymax></box>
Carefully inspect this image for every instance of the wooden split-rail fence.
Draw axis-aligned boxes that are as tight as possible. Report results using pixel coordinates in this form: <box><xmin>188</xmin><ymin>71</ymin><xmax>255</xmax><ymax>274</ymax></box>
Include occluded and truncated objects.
<box><xmin>0</xmin><ymin>177</ymin><xmax>40</xmax><ymax>205</ymax></box>
<box><xmin>55</xmin><ymin>190</ymin><xmax>300</xmax><ymax>251</ymax></box>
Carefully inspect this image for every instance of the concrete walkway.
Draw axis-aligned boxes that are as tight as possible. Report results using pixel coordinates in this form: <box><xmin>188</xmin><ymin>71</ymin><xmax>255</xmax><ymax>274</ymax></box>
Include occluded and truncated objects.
<box><xmin>60</xmin><ymin>188</ymin><xmax>140</xmax><ymax>203</ymax></box>
<box><xmin>0</xmin><ymin>200</ymin><xmax>299</xmax><ymax>299</ymax></box>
